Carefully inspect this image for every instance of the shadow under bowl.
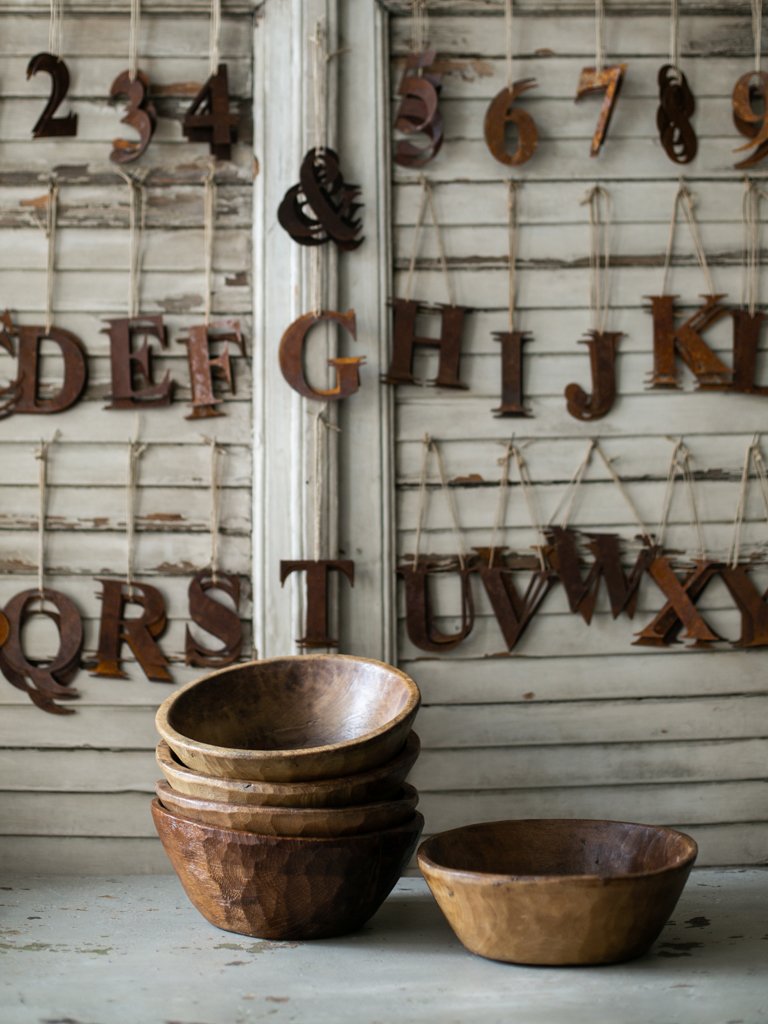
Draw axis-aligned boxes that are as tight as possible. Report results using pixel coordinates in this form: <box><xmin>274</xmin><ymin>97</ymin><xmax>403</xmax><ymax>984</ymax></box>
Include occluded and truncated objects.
<box><xmin>417</xmin><ymin>818</ymin><xmax>698</xmax><ymax>966</ymax></box>
<box><xmin>156</xmin><ymin>654</ymin><xmax>420</xmax><ymax>782</ymax></box>
<box><xmin>155</xmin><ymin>732</ymin><xmax>420</xmax><ymax>808</ymax></box>
<box><xmin>152</xmin><ymin>798</ymin><xmax>424</xmax><ymax>940</ymax></box>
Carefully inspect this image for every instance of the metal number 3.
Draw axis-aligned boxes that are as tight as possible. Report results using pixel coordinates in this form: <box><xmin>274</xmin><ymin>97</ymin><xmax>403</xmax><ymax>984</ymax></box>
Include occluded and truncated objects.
<box><xmin>109</xmin><ymin>69</ymin><xmax>157</xmax><ymax>164</ymax></box>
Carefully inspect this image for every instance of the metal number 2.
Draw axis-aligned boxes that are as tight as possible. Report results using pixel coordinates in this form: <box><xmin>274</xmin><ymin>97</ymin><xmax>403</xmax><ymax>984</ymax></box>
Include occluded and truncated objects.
<box><xmin>575</xmin><ymin>64</ymin><xmax>626</xmax><ymax>157</ymax></box>
<box><xmin>26</xmin><ymin>53</ymin><xmax>78</xmax><ymax>138</ymax></box>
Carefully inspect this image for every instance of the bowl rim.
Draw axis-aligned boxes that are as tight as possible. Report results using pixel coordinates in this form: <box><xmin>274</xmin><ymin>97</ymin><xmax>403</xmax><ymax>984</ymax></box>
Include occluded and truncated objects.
<box><xmin>151</xmin><ymin>796</ymin><xmax>425</xmax><ymax>844</ymax></box>
<box><xmin>155</xmin><ymin>730</ymin><xmax>421</xmax><ymax>792</ymax></box>
<box><xmin>417</xmin><ymin>818</ymin><xmax>699</xmax><ymax>884</ymax></box>
<box><xmin>155</xmin><ymin>654</ymin><xmax>421</xmax><ymax>765</ymax></box>
<box><xmin>154</xmin><ymin>777</ymin><xmax>419</xmax><ymax>817</ymax></box>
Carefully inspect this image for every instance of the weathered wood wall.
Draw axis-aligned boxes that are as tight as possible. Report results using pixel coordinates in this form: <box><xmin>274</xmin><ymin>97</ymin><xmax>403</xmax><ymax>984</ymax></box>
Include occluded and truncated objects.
<box><xmin>385</xmin><ymin>1</ymin><xmax>768</xmax><ymax>865</ymax></box>
<box><xmin>0</xmin><ymin>0</ymin><xmax>255</xmax><ymax>872</ymax></box>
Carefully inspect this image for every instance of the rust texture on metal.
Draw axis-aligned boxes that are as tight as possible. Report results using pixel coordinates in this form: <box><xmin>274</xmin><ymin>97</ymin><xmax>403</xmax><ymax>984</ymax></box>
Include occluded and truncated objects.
<box><xmin>656</xmin><ymin>64</ymin><xmax>697</xmax><ymax>164</ymax></box>
<box><xmin>279</xmin><ymin>560</ymin><xmax>355</xmax><ymax>649</ymax></box>
<box><xmin>182</xmin><ymin>64</ymin><xmax>239</xmax><ymax>160</ymax></box>
<box><xmin>0</xmin><ymin>313</ymin><xmax>24</xmax><ymax>418</ymax></box>
<box><xmin>575</xmin><ymin>64</ymin><xmax>627</xmax><ymax>156</ymax></box>
<box><xmin>185</xmin><ymin>571</ymin><xmax>243</xmax><ymax>667</ymax></box>
<box><xmin>492</xmin><ymin>330</ymin><xmax>532</xmax><ymax>417</ymax></box>
<box><xmin>102</xmin><ymin>315</ymin><xmax>173</xmax><ymax>409</ymax></box>
<box><xmin>728</xmin><ymin>309</ymin><xmax>768</xmax><ymax>394</ymax></box>
<box><xmin>564</xmin><ymin>330</ymin><xmax>624</xmax><ymax>421</ymax></box>
<box><xmin>277</xmin><ymin>148</ymin><xmax>363</xmax><ymax>251</ymax></box>
<box><xmin>0</xmin><ymin>588</ymin><xmax>83</xmax><ymax>715</ymax></box>
<box><xmin>13</xmin><ymin>324</ymin><xmax>88</xmax><ymax>414</ymax></box>
<box><xmin>179</xmin><ymin>320</ymin><xmax>244</xmax><ymax>419</ymax></box>
<box><xmin>91</xmin><ymin>578</ymin><xmax>173</xmax><ymax>682</ymax></box>
<box><xmin>483</xmin><ymin>80</ymin><xmax>538</xmax><ymax>167</ymax></box>
<box><xmin>109</xmin><ymin>69</ymin><xmax>157</xmax><ymax>164</ymax></box>
<box><xmin>545</xmin><ymin>528</ymin><xmax>657</xmax><ymax>625</ymax></box>
<box><xmin>719</xmin><ymin>564</ymin><xmax>768</xmax><ymax>648</ymax></box>
<box><xmin>394</xmin><ymin>50</ymin><xmax>444</xmax><ymax>168</ymax></box>
<box><xmin>383</xmin><ymin>299</ymin><xmax>471</xmax><ymax>389</ymax></box>
<box><xmin>732</xmin><ymin>71</ymin><xmax>768</xmax><ymax>169</ymax></box>
<box><xmin>278</xmin><ymin>309</ymin><xmax>363</xmax><ymax>401</ymax></box>
<box><xmin>26</xmin><ymin>53</ymin><xmax>78</xmax><ymax>137</ymax></box>
<box><xmin>471</xmin><ymin>547</ymin><xmax>553</xmax><ymax>652</ymax></box>
<box><xmin>647</xmin><ymin>294</ymin><xmax>732</xmax><ymax>389</ymax></box>
<box><xmin>397</xmin><ymin>558</ymin><xmax>475</xmax><ymax>653</ymax></box>
<box><xmin>633</xmin><ymin>557</ymin><xmax>722</xmax><ymax>648</ymax></box>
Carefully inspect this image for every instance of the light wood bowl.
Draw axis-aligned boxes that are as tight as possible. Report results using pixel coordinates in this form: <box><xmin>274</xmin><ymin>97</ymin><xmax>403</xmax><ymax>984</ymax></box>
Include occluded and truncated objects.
<box><xmin>156</xmin><ymin>732</ymin><xmax>420</xmax><ymax>808</ymax></box>
<box><xmin>418</xmin><ymin>819</ymin><xmax>698</xmax><ymax>966</ymax></box>
<box><xmin>155</xmin><ymin>655</ymin><xmax>420</xmax><ymax>782</ymax></box>
<box><xmin>155</xmin><ymin>778</ymin><xmax>419</xmax><ymax>837</ymax></box>
<box><xmin>151</xmin><ymin>798</ymin><xmax>424</xmax><ymax>940</ymax></box>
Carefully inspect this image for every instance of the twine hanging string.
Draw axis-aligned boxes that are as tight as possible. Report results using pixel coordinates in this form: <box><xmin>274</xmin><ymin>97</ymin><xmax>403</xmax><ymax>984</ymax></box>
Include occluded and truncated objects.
<box><xmin>669</xmin><ymin>0</ymin><xmax>680</xmax><ymax>68</ymax></box>
<box><xmin>488</xmin><ymin>442</ymin><xmax>513</xmax><ymax>567</ymax></box>
<box><xmin>504</xmin><ymin>0</ymin><xmax>515</xmax><ymax>89</ymax></box>
<box><xmin>403</xmin><ymin>175</ymin><xmax>454</xmax><ymax>311</ymax></box>
<box><xmin>548</xmin><ymin>439</ymin><xmax>597</xmax><ymax>530</ymax></box>
<box><xmin>35</xmin><ymin>431</ymin><xmax>60</xmax><ymax>601</ymax></box>
<box><xmin>593</xmin><ymin>441</ymin><xmax>653</xmax><ymax>544</ymax></box>
<box><xmin>203</xmin><ymin>436</ymin><xmax>225</xmax><ymax>583</ymax></box>
<box><xmin>412</xmin><ymin>432</ymin><xmax>432</xmax><ymax>567</ymax></box>
<box><xmin>512</xmin><ymin>444</ymin><xmax>548</xmax><ymax>570</ymax></box>
<box><xmin>753</xmin><ymin>0</ymin><xmax>763</xmax><ymax>73</ymax></box>
<box><xmin>594</xmin><ymin>0</ymin><xmax>605</xmax><ymax>73</ymax></box>
<box><xmin>48</xmin><ymin>0</ymin><xmax>64</xmax><ymax>60</ymax></box>
<box><xmin>203</xmin><ymin>162</ymin><xmax>216</xmax><ymax>324</ymax></box>
<box><xmin>742</xmin><ymin>177</ymin><xmax>762</xmax><ymax>315</ymax></box>
<box><xmin>662</xmin><ymin>180</ymin><xmax>715</xmax><ymax>297</ymax></box>
<box><xmin>410</xmin><ymin>0</ymin><xmax>429</xmax><ymax>54</ymax></box>
<box><xmin>411</xmin><ymin>434</ymin><xmax>466</xmax><ymax>570</ymax></box>
<box><xmin>432</xmin><ymin>437</ymin><xmax>467</xmax><ymax>570</ymax></box>
<box><xmin>312</xmin><ymin>407</ymin><xmax>340</xmax><ymax>562</ymax></box>
<box><xmin>750</xmin><ymin>439</ymin><xmax>768</xmax><ymax>526</ymax></box>
<box><xmin>125</xmin><ymin>432</ymin><xmax>146</xmax><ymax>599</ymax></box>
<box><xmin>309</xmin><ymin>21</ymin><xmax>329</xmax><ymax>317</ymax></box>
<box><xmin>209</xmin><ymin>0</ymin><xmax>222</xmax><ymax>77</ymax></box>
<box><xmin>656</xmin><ymin>439</ymin><xmax>706</xmax><ymax>561</ymax></box>
<box><xmin>581</xmin><ymin>185</ymin><xmax>612</xmax><ymax>336</ymax></box>
<box><xmin>128</xmin><ymin>0</ymin><xmax>141</xmax><ymax>82</ymax></box>
<box><xmin>728</xmin><ymin>434</ymin><xmax>758</xmax><ymax>568</ymax></box>
<box><xmin>507</xmin><ymin>180</ymin><xmax>519</xmax><ymax>332</ymax></box>
<box><xmin>116</xmin><ymin>168</ymin><xmax>148</xmax><ymax>319</ymax></box>
<box><xmin>43</xmin><ymin>179</ymin><xmax>58</xmax><ymax>334</ymax></box>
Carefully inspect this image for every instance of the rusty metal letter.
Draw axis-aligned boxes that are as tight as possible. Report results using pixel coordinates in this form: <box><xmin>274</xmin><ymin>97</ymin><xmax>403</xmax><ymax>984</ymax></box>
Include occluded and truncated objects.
<box><xmin>397</xmin><ymin>558</ymin><xmax>475</xmax><ymax>653</ymax></box>
<box><xmin>729</xmin><ymin>308</ymin><xmax>768</xmax><ymax>394</ymax></box>
<box><xmin>92</xmin><ymin>579</ymin><xmax>173</xmax><ymax>682</ymax></box>
<box><xmin>102</xmin><ymin>315</ymin><xmax>173</xmax><ymax>409</ymax></box>
<box><xmin>279</xmin><ymin>560</ymin><xmax>355</xmax><ymax>648</ymax></box>
<box><xmin>565</xmin><ymin>330</ymin><xmax>624</xmax><ymax>421</ymax></box>
<box><xmin>719</xmin><ymin>564</ymin><xmax>768</xmax><ymax>648</ymax></box>
<box><xmin>278</xmin><ymin>310</ymin><xmax>363</xmax><ymax>401</ymax></box>
<box><xmin>472</xmin><ymin>548</ymin><xmax>552</xmax><ymax>652</ymax></box>
<box><xmin>185</xmin><ymin>571</ymin><xmax>243</xmax><ymax>667</ymax></box>
<box><xmin>633</xmin><ymin>557</ymin><xmax>721</xmax><ymax>648</ymax></box>
<box><xmin>179</xmin><ymin>320</ymin><xmax>245</xmax><ymax>419</ymax></box>
<box><xmin>647</xmin><ymin>294</ymin><xmax>732</xmax><ymax>389</ymax></box>
<box><xmin>383</xmin><ymin>299</ymin><xmax>471</xmax><ymax>389</ymax></box>
<box><xmin>14</xmin><ymin>324</ymin><xmax>88</xmax><ymax>414</ymax></box>
<box><xmin>492</xmin><ymin>330</ymin><xmax>531</xmax><ymax>417</ymax></box>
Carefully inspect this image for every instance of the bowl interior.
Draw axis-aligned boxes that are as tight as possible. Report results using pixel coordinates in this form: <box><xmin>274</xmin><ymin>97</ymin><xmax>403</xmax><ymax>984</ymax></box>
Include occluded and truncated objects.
<box><xmin>421</xmin><ymin>819</ymin><xmax>697</xmax><ymax>879</ymax></box>
<box><xmin>166</xmin><ymin>657</ymin><xmax>417</xmax><ymax>752</ymax></box>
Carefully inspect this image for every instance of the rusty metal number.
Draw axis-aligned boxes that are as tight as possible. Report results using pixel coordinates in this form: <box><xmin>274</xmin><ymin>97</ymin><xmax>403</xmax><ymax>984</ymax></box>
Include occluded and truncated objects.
<box><xmin>109</xmin><ymin>69</ymin><xmax>157</xmax><ymax>164</ymax></box>
<box><xmin>182</xmin><ymin>64</ymin><xmax>239</xmax><ymax>161</ymax></box>
<box><xmin>394</xmin><ymin>50</ymin><xmax>444</xmax><ymax>168</ymax></box>
<box><xmin>575</xmin><ymin>64</ymin><xmax>626</xmax><ymax>156</ymax></box>
<box><xmin>27</xmin><ymin>53</ymin><xmax>78</xmax><ymax>138</ymax></box>
<box><xmin>483</xmin><ymin>80</ymin><xmax>538</xmax><ymax>167</ymax></box>
<box><xmin>656</xmin><ymin>64</ymin><xmax>697</xmax><ymax>164</ymax></box>
<box><xmin>732</xmin><ymin>71</ymin><xmax>768</xmax><ymax>169</ymax></box>
<box><xmin>278</xmin><ymin>148</ymin><xmax>363</xmax><ymax>251</ymax></box>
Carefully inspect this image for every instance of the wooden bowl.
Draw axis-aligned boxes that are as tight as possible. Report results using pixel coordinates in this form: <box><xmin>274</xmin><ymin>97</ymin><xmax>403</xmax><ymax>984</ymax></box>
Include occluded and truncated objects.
<box><xmin>155</xmin><ymin>778</ymin><xmax>419</xmax><ymax>837</ymax></box>
<box><xmin>155</xmin><ymin>732</ymin><xmax>420</xmax><ymax>808</ymax></box>
<box><xmin>151</xmin><ymin>798</ymin><xmax>424</xmax><ymax>940</ymax></box>
<box><xmin>418</xmin><ymin>819</ymin><xmax>698</xmax><ymax>966</ymax></box>
<box><xmin>155</xmin><ymin>655</ymin><xmax>420</xmax><ymax>782</ymax></box>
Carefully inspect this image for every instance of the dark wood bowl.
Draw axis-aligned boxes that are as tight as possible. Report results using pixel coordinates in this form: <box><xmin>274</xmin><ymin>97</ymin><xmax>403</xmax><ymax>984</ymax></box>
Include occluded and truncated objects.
<box><xmin>151</xmin><ymin>798</ymin><xmax>424</xmax><ymax>940</ymax></box>
<box><xmin>418</xmin><ymin>818</ymin><xmax>698</xmax><ymax>966</ymax></box>
<box><xmin>155</xmin><ymin>655</ymin><xmax>420</xmax><ymax>782</ymax></box>
<box><xmin>155</xmin><ymin>779</ymin><xmax>419</xmax><ymax>837</ymax></box>
<box><xmin>155</xmin><ymin>732</ymin><xmax>420</xmax><ymax>808</ymax></box>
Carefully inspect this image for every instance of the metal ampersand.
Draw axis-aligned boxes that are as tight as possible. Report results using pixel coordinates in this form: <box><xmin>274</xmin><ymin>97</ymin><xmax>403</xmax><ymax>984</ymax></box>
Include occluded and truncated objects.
<box><xmin>278</xmin><ymin>148</ymin><xmax>363</xmax><ymax>251</ymax></box>
<box><xmin>657</xmin><ymin>65</ymin><xmax>697</xmax><ymax>164</ymax></box>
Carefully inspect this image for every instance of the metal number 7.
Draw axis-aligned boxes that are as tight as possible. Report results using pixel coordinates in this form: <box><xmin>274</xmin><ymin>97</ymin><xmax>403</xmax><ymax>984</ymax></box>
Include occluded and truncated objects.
<box><xmin>575</xmin><ymin>63</ymin><xmax>627</xmax><ymax>157</ymax></box>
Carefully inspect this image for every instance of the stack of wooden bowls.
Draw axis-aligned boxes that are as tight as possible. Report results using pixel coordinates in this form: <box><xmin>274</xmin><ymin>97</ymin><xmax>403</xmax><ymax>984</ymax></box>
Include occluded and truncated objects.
<box><xmin>152</xmin><ymin>654</ymin><xmax>423</xmax><ymax>940</ymax></box>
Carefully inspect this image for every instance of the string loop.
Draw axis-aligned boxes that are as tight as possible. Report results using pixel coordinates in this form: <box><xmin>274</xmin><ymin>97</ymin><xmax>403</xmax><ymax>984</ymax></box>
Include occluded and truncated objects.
<box><xmin>48</xmin><ymin>0</ymin><xmax>64</xmax><ymax>60</ymax></box>
<box><xmin>412</xmin><ymin>435</ymin><xmax>466</xmax><ymax>569</ymax></box>
<box><xmin>203</xmin><ymin>162</ymin><xmax>216</xmax><ymax>324</ymax></box>
<box><xmin>404</xmin><ymin>175</ymin><xmax>454</xmax><ymax>307</ymax></box>
<box><xmin>203</xmin><ymin>436</ymin><xmax>225</xmax><ymax>582</ymax></box>
<box><xmin>410</xmin><ymin>0</ymin><xmax>429</xmax><ymax>54</ymax></box>
<box><xmin>594</xmin><ymin>0</ymin><xmax>605</xmax><ymax>73</ymax></box>
<box><xmin>753</xmin><ymin>0</ymin><xmax>763</xmax><ymax>73</ymax></box>
<box><xmin>128</xmin><ymin>0</ymin><xmax>141</xmax><ymax>82</ymax></box>
<box><xmin>669</xmin><ymin>0</ymin><xmax>680</xmax><ymax>68</ymax></box>
<box><xmin>209</xmin><ymin>0</ymin><xmax>222</xmax><ymax>78</ymax></box>
<box><xmin>662</xmin><ymin>180</ymin><xmax>714</xmax><ymax>297</ymax></box>
<box><xmin>35</xmin><ymin>430</ymin><xmax>60</xmax><ymax>601</ymax></box>
<box><xmin>656</xmin><ymin>439</ymin><xmax>706</xmax><ymax>561</ymax></box>
<box><xmin>507</xmin><ymin>180</ymin><xmax>519</xmax><ymax>332</ymax></box>
<box><xmin>126</xmin><ymin>433</ymin><xmax>147</xmax><ymax>598</ymax></box>
<box><xmin>313</xmin><ymin>407</ymin><xmax>341</xmax><ymax>562</ymax></box>
<box><xmin>742</xmin><ymin>177</ymin><xmax>762</xmax><ymax>315</ymax></box>
<box><xmin>581</xmin><ymin>184</ymin><xmax>612</xmax><ymax>335</ymax></box>
<box><xmin>504</xmin><ymin>0</ymin><xmax>515</xmax><ymax>89</ymax></box>
<box><xmin>116</xmin><ymin>168</ymin><xmax>148</xmax><ymax>319</ymax></box>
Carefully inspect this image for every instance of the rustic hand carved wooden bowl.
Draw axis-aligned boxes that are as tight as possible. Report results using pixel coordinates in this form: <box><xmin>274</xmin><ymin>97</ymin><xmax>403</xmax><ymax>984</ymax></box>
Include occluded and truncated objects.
<box><xmin>155</xmin><ymin>655</ymin><xmax>420</xmax><ymax>782</ymax></box>
<box><xmin>418</xmin><ymin>819</ymin><xmax>698</xmax><ymax>966</ymax></box>
<box><xmin>155</xmin><ymin>732</ymin><xmax>420</xmax><ymax>808</ymax></box>
<box><xmin>155</xmin><ymin>778</ymin><xmax>419</xmax><ymax>837</ymax></box>
<box><xmin>151</xmin><ymin>798</ymin><xmax>424</xmax><ymax>940</ymax></box>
